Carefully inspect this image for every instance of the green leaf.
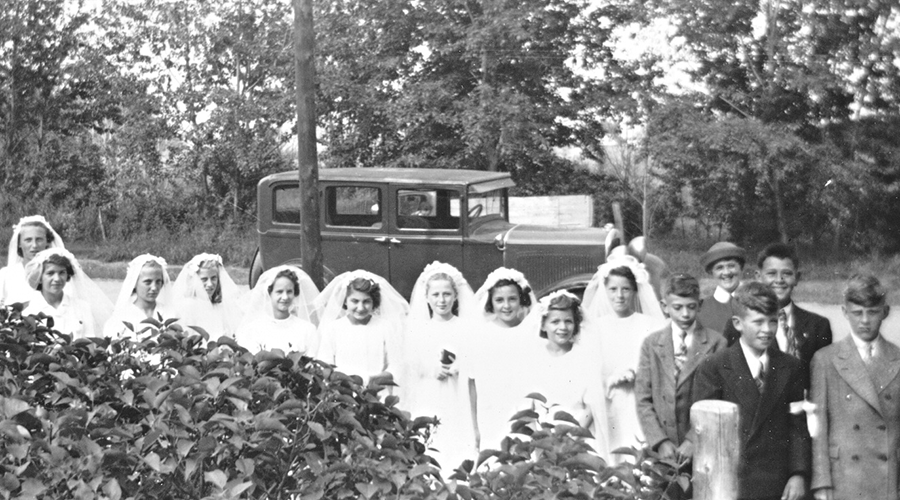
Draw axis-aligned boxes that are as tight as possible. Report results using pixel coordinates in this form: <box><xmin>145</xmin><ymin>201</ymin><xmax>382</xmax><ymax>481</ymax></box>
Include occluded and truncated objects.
<box><xmin>143</xmin><ymin>452</ymin><xmax>161</xmax><ymax>472</ymax></box>
<box><xmin>524</xmin><ymin>392</ymin><xmax>547</xmax><ymax>403</ymax></box>
<box><xmin>509</xmin><ymin>409</ymin><xmax>539</xmax><ymax>422</ymax></box>
<box><xmin>0</xmin><ymin>397</ymin><xmax>30</xmax><ymax>419</ymax></box>
<box><xmin>204</xmin><ymin>469</ymin><xmax>228</xmax><ymax>490</ymax></box>
<box><xmin>355</xmin><ymin>482</ymin><xmax>379</xmax><ymax>499</ymax></box>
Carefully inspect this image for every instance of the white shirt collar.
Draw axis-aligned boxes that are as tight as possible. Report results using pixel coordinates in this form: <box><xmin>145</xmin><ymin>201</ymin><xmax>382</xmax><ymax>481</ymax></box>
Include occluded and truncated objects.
<box><xmin>849</xmin><ymin>330</ymin><xmax>882</xmax><ymax>359</ymax></box>
<box><xmin>713</xmin><ymin>286</ymin><xmax>734</xmax><ymax>304</ymax></box>
<box><xmin>672</xmin><ymin>321</ymin><xmax>697</xmax><ymax>348</ymax></box>
<box><xmin>739</xmin><ymin>337</ymin><xmax>769</xmax><ymax>378</ymax></box>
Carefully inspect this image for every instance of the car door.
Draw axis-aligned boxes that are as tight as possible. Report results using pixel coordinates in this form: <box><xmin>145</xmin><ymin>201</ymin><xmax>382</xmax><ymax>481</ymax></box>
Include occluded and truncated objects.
<box><xmin>387</xmin><ymin>186</ymin><xmax>465</xmax><ymax>298</ymax></box>
<box><xmin>320</xmin><ymin>183</ymin><xmax>391</xmax><ymax>279</ymax></box>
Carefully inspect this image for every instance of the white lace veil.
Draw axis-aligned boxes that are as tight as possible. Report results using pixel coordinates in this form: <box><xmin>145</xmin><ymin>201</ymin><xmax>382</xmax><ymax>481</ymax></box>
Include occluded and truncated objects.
<box><xmin>24</xmin><ymin>248</ymin><xmax>114</xmax><ymax>331</ymax></box>
<box><xmin>407</xmin><ymin>261</ymin><xmax>478</xmax><ymax>326</ymax></box>
<box><xmin>313</xmin><ymin>270</ymin><xmax>409</xmax><ymax>374</ymax></box>
<box><xmin>582</xmin><ymin>254</ymin><xmax>664</xmax><ymax>321</ymax></box>
<box><xmin>171</xmin><ymin>253</ymin><xmax>245</xmax><ymax>335</ymax></box>
<box><xmin>6</xmin><ymin>215</ymin><xmax>65</xmax><ymax>268</ymax></box>
<box><xmin>241</xmin><ymin>265</ymin><xmax>319</xmax><ymax>324</ymax></box>
<box><xmin>113</xmin><ymin>254</ymin><xmax>174</xmax><ymax>314</ymax></box>
<box><xmin>473</xmin><ymin>267</ymin><xmax>541</xmax><ymax>331</ymax></box>
<box><xmin>314</xmin><ymin>270</ymin><xmax>409</xmax><ymax>327</ymax></box>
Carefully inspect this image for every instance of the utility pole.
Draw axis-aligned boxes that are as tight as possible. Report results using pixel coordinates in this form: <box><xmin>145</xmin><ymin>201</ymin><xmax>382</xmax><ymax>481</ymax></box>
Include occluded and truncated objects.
<box><xmin>294</xmin><ymin>0</ymin><xmax>324</xmax><ymax>288</ymax></box>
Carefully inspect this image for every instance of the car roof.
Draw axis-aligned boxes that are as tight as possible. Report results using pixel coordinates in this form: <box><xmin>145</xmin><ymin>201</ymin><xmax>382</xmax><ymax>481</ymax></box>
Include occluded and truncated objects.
<box><xmin>263</xmin><ymin>168</ymin><xmax>512</xmax><ymax>187</ymax></box>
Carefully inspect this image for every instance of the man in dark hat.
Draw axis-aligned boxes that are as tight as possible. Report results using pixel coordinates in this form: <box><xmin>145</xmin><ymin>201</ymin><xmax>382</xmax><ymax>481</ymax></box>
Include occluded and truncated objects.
<box><xmin>697</xmin><ymin>241</ymin><xmax>746</xmax><ymax>334</ymax></box>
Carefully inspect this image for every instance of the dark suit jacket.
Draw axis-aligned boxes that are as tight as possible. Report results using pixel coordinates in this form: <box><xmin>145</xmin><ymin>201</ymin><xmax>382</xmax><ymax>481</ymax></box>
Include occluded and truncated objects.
<box><xmin>811</xmin><ymin>337</ymin><xmax>900</xmax><ymax>500</ymax></box>
<box><xmin>692</xmin><ymin>343</ymin><xmax>811</xmax><ymax>499</ymax></box>
<box><xmin>635</xmin><ymin>322</ymin><xmax>727</xmax><ymax>449</ymax></box>
<box><xmin>697</xmin><ymin>295</ymin><xmax>734</xmax><ymax>335</ymax></box>
<box><xmin>724</xmin><ymin>304</ymin><xmax>832</xmax><ymax>385</ymax></box>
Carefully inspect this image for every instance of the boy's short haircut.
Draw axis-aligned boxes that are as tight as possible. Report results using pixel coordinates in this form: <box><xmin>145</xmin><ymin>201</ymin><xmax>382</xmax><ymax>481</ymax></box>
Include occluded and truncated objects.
<box><xmin>664</xmin><ymin>273</ymin><xmax>700</xmax><ymax>299</ymax></box>
<box><xmin>733</xmin><ymin>281</ymin><xmax>779</xmax><ymax>317</ymax></box>
<box><xmin>756</xmin><ymin>242</ymin><xmax>800</xmax><ymax>269</ymax></box>
<box><xmin>843</xmin><ymin>274</ymin><xmax>886</xmax><ymax>307</ymax></box>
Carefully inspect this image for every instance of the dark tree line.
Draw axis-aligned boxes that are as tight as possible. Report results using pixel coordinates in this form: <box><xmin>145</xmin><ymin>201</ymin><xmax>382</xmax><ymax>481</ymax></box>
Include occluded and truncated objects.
<box><xmin>0</xmin><ymin>0</ymin><xmax>898</xmax><ymax>253</ymax></box>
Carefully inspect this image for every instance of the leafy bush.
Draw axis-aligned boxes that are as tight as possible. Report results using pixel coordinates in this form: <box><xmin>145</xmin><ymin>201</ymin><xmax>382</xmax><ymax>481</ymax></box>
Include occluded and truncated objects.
<box><xmin>0</xmin><ymin>306</ymin><xmax>685</xmax><ymax>500</ymax></box>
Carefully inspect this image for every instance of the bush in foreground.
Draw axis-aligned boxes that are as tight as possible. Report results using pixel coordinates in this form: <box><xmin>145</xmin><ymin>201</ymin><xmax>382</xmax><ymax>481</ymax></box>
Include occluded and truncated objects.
<box><xmin>0</xmin><ymin>306</ymin><xmax>686</xmax><ymax>499</ymax></box>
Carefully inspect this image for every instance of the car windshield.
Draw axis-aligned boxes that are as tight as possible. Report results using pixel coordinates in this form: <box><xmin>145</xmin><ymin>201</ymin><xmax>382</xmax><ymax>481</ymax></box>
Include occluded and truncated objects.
<box><xmin>467</xmin><ymin>187</ymin><xmax>507</xmax><ymax>222</ymax></box>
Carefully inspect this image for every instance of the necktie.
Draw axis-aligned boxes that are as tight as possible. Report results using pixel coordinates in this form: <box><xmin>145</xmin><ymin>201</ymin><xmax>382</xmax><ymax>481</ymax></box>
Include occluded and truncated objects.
<box><xmin>779</xmin><ymin>309</ymin><xmax>798</xmax><ymax>357</ymax></box>
<box><xmin>863</xmin><ymin>343</ymin><xmax>874</xmax><ymax>365</ymax></box>
<box><xmin>674</xmin><ymin>330</ymin><xmax>688</xmax><ymax>379</ymax></box>
<box><xmin>755</xmin><ymin>358</ymin><xmax>766</xmax><ymax>392</ymax></box>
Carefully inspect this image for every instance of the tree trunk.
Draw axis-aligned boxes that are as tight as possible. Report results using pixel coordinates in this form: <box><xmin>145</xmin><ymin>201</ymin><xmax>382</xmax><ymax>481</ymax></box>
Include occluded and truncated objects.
<box><xmin>294</xmin><ymin>0</ymin><xmax>324</xmax><ymax>288</ymax></box>
<box><xmin>768</xmin><ymin>166</ymin><xmax>789</xmax><ymax>243</ymax></box>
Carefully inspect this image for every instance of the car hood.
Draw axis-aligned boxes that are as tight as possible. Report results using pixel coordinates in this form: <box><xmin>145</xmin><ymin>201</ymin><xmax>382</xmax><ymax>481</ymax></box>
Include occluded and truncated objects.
<box><xmin>469</xmin><ymin>221</ymin><xmax>609</xmax><ymax>247</ymax></box>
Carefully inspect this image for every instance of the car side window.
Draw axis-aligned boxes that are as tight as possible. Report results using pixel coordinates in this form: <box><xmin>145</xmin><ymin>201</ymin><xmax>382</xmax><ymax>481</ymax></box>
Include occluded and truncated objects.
<box><xmin>325</xmin><ymin>186</ymin><xmax>383</xmax><ymax>228</ymax></box>
<box><xmin>273</xmin><ymin>185</ymin><xmax>302</xmax><ymax>224</ymax></box>
<box><xmin>396</xmin><ymin>189</ymin><xmax>461</xmax><ymax>230</ymax></box>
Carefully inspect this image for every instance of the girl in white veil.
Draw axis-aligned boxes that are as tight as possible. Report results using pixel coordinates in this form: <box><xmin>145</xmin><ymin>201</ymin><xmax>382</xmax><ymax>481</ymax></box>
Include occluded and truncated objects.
<box><xmin>172</xmin><ymin>253</ymin><xmax>244</xmax><ymax>339</ymax></box>
<box><xmin>0</xmin><ymin>215</ymin><xmax>65</xmax><ymax>306</ymax></box>
<box><xmin>314</xmin><ymin>270</ymin><xmax>408</xmax><ymax>385</ymax></box>
<box><xmin>22</xmin><ymin>248</ymin><xmax>113</xmax><ymax>338</ymax></box>
<box><xmin>103</xmin><ymin>254</ymin><xmax>176</xmax><ymax>339</ymax></box>
<box><xmin>401</xmin><ymin>261</ymin><xmax>477</xmax><ymax>474</ymax></box>
<box><xmin>526</xmin><ymin>290</ymin><xmax>609</xmax><ymax>459</ymax></box>
<box><xmin>234</xmin><ymin>265</ymin><xmax>319</xmax><ymax>354</ymax></box>
<box><xmin>581</xmin><ymin>254</ymin><xmax>665</xmax><ymax>462</ymax></box>
<box><xmin>467</xmin><ymin>267</ymin><xmax>542</xmax><ymax>453</ymax></box>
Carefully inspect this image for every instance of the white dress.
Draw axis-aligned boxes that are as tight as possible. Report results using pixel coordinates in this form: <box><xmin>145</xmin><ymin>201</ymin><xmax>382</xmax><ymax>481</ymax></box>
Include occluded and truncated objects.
<box><xmin>317</xmin><ymin>315</ymin><xmax>393</xmax><ymax>381</ymax></box>
<box><xmin>466</xmin><ymin>320</ymin><xmax>542</xmax><ymax>451</ymax></box>
<box><xmin>403</xmin><ymin>316</ymin><xmax>476</xmax><ymax>471</ymax></box>
<box><xmin>593</xmin><ymin>312</ymin><xmax>662</xmax><ymax>460</ymax></box>
<box><xmin>23</xmin><ymin>291</ymin><xmax>95</xmax><ymax>338</ymax></box>
<box><xmin>103</xmin><ymin>304</ymin><xmax>176</xmax><ymax>339</ymax></box>
<box><xmin>178</xmin><ymin>299</ymin><xmax>243</xmax><ymax>339</ymax></box>
<box><xmin>234</xmin><ymin>315</ymin><xmax>317</xmax><ymax>354</ymax></box>
<box><xmin>0</xmin><ymin>263</ymin><xmax>32</xmax><ymax>306</ymax></box>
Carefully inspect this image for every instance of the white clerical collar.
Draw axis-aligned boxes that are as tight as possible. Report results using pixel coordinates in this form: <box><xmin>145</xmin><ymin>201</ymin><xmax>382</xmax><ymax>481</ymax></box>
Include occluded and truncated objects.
<box><xmin>713</xmin><ymin>286</ymin><xmax>735</xmax><ymax>304</ymax></box>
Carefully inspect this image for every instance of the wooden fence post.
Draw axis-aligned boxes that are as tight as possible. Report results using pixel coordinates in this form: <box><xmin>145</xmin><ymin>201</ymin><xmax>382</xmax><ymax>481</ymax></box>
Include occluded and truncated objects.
<box><xmin>691</xmin><ymin>400</ymin><xmax>740</xmax><ymax>500</ymax></box>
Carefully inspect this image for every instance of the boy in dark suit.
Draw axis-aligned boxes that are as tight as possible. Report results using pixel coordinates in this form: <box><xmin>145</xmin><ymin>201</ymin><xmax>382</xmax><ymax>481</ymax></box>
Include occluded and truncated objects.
<box><xmin>724</xmin><ymin>243</ymin><xmax>832</xmax><ymax>382</ymax></box>
<box><xmin>811</xmin><ymin>275</ymin><xmax>900</xmax><ymax>500</ymax></box>
<box><xmin>635</xmin><ymin>274</ymin><xmax>726</xmax><ymax>462</ymax></box>
<box><xmin>691</xmin><ymin>281</ymin><xmax>810</xmax><ymax>500</ymax></box>
<box><xmin>697</xmin><ymin>241</ymin><xmax>746</xmax><ymax>335</ymax></box>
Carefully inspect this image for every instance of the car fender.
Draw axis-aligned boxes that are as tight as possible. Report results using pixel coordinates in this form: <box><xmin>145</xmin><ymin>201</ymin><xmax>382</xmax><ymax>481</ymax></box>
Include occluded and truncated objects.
<box><xmin>534</xmin><ymin>273</ymin><xmax>596</xmax><ymax>300</ymax></box>
<box><xmin>249</xmin><ymin>250</ymin><xmax>335</xmax><ymax>289</ymax></box>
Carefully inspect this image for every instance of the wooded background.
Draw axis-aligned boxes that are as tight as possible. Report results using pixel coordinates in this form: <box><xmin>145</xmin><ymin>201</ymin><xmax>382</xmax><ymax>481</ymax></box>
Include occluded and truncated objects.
<box><xmin>1</xmin><ymin>0</ymin><xmax>898</xmax><ymax>263</ymax></box>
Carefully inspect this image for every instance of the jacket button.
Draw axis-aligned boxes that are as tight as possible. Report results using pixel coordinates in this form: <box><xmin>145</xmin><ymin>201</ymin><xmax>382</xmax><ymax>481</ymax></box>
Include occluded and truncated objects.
<box><xmin>853</xmin><ymin>424</ymin><xmax>860</xmax><ymax>430</ymax></box>
<box><xmin>878</xmin><ymin>425</ymin><xmax>887</xmax><ymax>431</ymax></box>
<box><xmin>886</xmin><ymin>394</ymin><xmax>893</xmax><ymax>400</ymax></box>
<box><xmin>879</xmin><ymin>454</ymin><xmax>889</xmax><ymax>461</ymax></box>
<box><xmin>846</xmin><ymin>394</ymin><xmax>852</xmax><ymax>400</ymax></box>
<box><xmin>851</xmin><ymin>455</ymin><xmax>860</xmax><ymax>461</ymax></box>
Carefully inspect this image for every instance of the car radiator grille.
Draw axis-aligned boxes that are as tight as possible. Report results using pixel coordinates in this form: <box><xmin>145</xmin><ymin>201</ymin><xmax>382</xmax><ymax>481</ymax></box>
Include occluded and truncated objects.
<box><xmin>513</xmin><ymin>254</ymin><xmax>598</xmax><ymax>292</ymax></box>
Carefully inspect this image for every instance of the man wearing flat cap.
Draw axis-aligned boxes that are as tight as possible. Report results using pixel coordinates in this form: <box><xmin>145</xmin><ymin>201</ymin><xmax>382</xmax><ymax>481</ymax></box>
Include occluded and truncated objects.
<box><xmin>697</xmin><ymin>241</ymin><xmax>746</xmax><ymax>335</ymax></box>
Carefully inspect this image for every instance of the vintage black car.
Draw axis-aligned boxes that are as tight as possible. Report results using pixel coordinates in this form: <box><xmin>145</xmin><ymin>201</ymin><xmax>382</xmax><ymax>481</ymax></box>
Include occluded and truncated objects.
<box><xmin>251</xmin><ymin>168</ymin><xmax>631</xmax><ymax>298</ymax></box>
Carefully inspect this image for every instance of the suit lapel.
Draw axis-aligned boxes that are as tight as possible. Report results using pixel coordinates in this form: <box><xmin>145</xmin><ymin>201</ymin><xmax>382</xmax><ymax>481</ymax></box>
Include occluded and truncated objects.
<box><xmin>833</xmin><ymin>337</ymin><xmax>883</xmax><ymax>416</ymax></box>
<box><xmin>873</xmin><ymin>339</ymin><xmax>900</xmax><ymax>392</ymax></box>
<box><xmin>723</xmin><ymin>345</ymin><xmax>761</xmax><ymax>416</ymax></box>
<box><xmin>652</xmin><ymin>326</ymin><xmax>677</xmax><ymax>389</ymax></box>
<box><xmin>678</xmin><ymin>327</ymin><xmax>713</xmax><ymax>388</ymax></box>
<box><xmin>751</xmin><ymin>349</ymin><xmax>791</xmax><ymax>432</ymax></box>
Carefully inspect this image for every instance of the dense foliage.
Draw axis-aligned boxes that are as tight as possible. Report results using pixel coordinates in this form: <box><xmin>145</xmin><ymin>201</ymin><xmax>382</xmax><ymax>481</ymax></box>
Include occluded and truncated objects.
<box><xmin>0</xmin><ymin>305</ymin><xmax>687</xmax><ymax>499</ymax></box>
